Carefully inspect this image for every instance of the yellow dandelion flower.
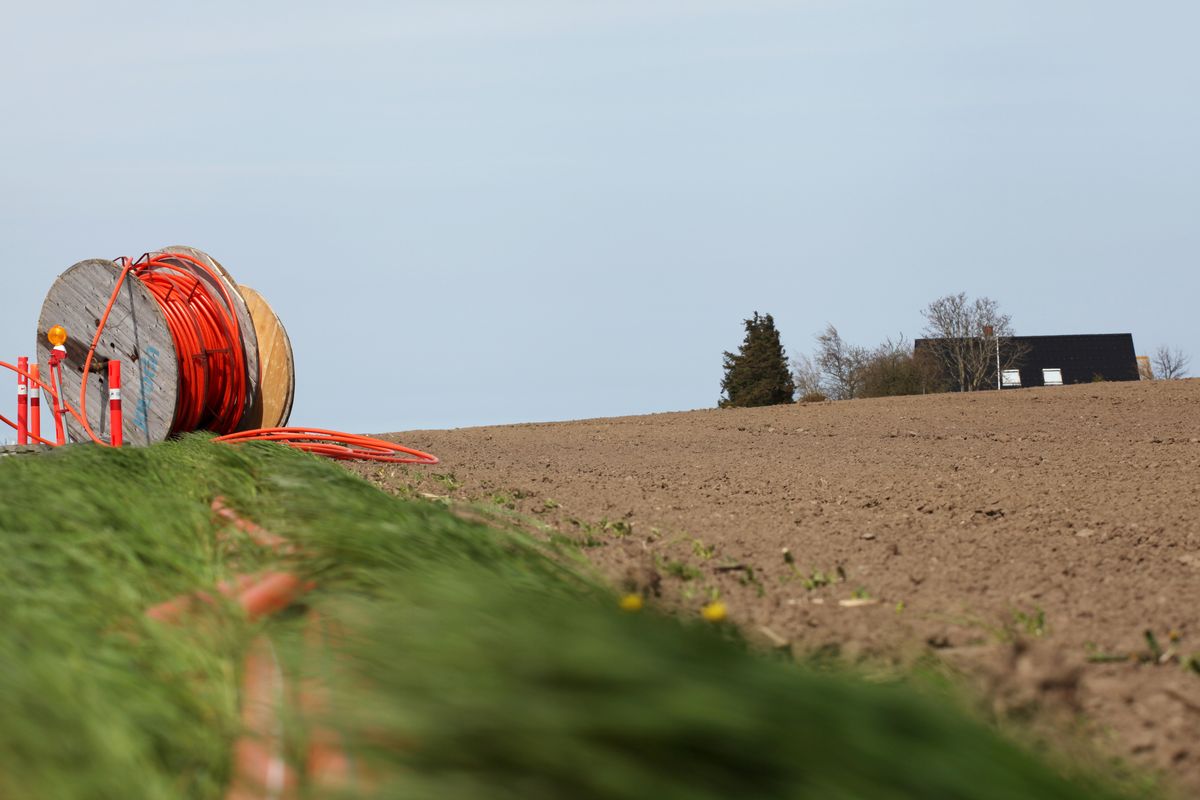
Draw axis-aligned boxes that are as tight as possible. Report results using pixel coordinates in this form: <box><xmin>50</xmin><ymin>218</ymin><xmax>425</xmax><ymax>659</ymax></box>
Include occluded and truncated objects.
<box><xmin>701</xmin><ymin>601</ymin><xmax>727</xmax><ymax>623</ymax></box>
<box><xmin>619</xmin><ymin>594</ymin><xmax>644</xmax><ymax>612</ymax></box>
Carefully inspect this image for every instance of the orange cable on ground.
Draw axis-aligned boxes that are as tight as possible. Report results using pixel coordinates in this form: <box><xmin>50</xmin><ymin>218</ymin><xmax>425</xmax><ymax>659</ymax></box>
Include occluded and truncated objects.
<box><xmin>213</xmin><ymin>428</ymin><xmax>438</xmax><ymax>464</ymax></box>
<box><xmin>146</xmin><ymin>498</ymin><xmax>355</xmax><ymax>799</ymax></box>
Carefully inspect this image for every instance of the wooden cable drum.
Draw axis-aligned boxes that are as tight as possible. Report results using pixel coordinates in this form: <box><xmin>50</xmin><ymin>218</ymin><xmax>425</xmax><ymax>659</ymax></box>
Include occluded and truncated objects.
<box><xmin>35</xmin><ymin>247</ymin><xmax>295</xmax><ymax>445</ymax></box>
<box><xmin>36</xmin><ymin>259</ymin><xmax>180</xmax><ymax>445</ymax></box>
<box><xmin>238</xmin><ymin>285</ymin><xmax>295</xmax><ymax>429</ymax></box>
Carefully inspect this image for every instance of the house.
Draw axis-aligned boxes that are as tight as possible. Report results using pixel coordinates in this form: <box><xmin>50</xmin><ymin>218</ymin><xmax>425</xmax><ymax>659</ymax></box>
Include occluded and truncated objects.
<box><xmin>913</xmin><ymin>333</ymin><xmax>1140</xmax><ymax>389</ymax></box>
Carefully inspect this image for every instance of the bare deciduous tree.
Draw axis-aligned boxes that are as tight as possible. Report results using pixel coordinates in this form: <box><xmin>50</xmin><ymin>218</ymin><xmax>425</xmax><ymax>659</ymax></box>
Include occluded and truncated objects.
<box><xmin>790</xmin><ymin>352</ymin><xmax>824</xmax><ymax>399</ymax></box>
<box><xmin>814</xmin><ymin>323</ymin><xmax>869</xmax><ymax>400</ymax></box>
<box><xmin>1152</xmin><ymin>345</ymin><xmax>1190</xmax><ymax>380</ymax></box>
<box><xmin>920</xmin><ymin>293</ymin><xmax>1024</xmax><ymax>392</ymax></box>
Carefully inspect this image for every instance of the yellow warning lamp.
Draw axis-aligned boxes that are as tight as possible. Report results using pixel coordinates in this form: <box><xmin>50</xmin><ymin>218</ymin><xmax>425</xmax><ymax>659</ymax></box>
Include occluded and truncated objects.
<box><xmin>47</xmin><ymin>325</ymin><xmax>68</xmax><ymax>346</ymax></box>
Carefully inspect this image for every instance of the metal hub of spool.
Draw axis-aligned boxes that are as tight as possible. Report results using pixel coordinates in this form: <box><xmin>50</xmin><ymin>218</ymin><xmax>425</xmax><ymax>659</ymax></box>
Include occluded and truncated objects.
<box><xmin>35</xmin><ymin>247</ymin><xmax>294</xmax><ymax>445</ymax></box>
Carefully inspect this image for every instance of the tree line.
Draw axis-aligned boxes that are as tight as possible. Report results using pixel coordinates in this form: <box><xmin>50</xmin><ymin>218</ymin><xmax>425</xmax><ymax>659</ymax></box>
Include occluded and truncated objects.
<box><xmin>719</xmin><ymin>295</ymin><xmax>1190</xmax><ymax>408</ymax></box>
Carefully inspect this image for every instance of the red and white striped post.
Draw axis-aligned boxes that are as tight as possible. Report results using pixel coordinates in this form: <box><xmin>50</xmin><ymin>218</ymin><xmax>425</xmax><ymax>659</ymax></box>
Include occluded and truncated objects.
<box><xmin>29</xmin><ymin>364</ymin><xmax>41</xmax><ymax>443</ymax></box>
<box><xmin>109</xmin><ymin>360</ymin><xmax>122</xmax><ymax>447</ymax></box>
<box><xmin>16</xmin><ymin>356</ymin><xmax>28</xmax><ymax>444</ymax></box>
<box><xmin>49</xmin><ymin>352</ymin><xmax>66</xmax><ymax>446</ymax></box>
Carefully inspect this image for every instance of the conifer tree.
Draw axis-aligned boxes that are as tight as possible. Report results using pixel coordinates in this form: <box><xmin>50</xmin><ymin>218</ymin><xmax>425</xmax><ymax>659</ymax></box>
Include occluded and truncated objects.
<box><xmin>719</xmin><ymin>312</ymin><xmax>795</xmax><ymax>407</ymax></box>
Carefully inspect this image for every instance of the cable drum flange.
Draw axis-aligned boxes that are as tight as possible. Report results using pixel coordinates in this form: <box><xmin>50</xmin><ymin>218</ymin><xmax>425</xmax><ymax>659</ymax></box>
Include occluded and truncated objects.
<box><xmin>238</xmin><ymin>285</ymin><xmax>295</xmax><ymax>429</ymax></box>
<box><xmin>36</xmin><ymin>259</ymin><xmax>179</xmax><ymax>445</ymax></box>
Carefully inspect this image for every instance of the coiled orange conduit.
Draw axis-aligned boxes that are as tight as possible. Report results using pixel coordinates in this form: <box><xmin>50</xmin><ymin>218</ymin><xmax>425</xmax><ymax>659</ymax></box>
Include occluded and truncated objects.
<box><xmin>125</xmin><ymin>253</ymin><xmax>249</xmax><ymax>435</ymax></box>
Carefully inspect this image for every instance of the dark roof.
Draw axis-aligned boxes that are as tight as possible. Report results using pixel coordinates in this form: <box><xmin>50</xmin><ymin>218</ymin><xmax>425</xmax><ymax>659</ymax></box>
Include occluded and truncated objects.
<box><xmin>914</xmin><ymin>333</ymin><xmax>1139</xmax><ymax>387</ymax></box>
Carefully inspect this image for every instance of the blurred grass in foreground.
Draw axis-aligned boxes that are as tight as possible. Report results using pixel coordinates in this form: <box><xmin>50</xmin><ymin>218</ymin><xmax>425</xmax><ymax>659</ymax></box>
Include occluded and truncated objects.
<box><xmin>0</xmin><ymin>437</ymin><xmax>1145</xmax><ymax>799</ymax></box>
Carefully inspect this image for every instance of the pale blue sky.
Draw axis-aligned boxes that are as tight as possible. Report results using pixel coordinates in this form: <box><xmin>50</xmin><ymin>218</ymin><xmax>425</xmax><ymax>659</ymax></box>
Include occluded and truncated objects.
<box><xmin>3</xmin><ymin>1</ymin><xmax>1196</xmax><ymax>432</ymax></box>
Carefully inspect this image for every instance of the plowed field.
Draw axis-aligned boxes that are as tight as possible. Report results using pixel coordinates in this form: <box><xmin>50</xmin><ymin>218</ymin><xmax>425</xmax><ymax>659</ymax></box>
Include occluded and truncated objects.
<box><xmin>359</xmin><ymin>379</ymin><xmax>1200</xmax><ymax>793</ymax></box>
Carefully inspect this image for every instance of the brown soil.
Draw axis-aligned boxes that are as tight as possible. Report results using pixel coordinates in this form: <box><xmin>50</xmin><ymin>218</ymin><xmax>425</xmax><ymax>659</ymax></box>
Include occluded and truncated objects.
<box><xmin>355</xmin><ymin>379</ymin><xmax>1200</xmax><ymax>793</ymax></box>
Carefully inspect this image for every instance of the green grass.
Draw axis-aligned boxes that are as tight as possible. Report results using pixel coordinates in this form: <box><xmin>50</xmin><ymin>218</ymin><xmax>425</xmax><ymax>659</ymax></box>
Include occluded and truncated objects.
<box><xmin>0</xmin><ymin>437</ymin><xmax>1149</xmax><ymax>799</ymax></box>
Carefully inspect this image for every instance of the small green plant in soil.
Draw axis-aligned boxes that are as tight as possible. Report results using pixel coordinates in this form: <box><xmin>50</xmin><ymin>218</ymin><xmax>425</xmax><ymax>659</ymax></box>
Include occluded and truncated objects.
<box><xmin>661</xmin><ymin>558</ymin><xmax>702</xmax><ymax>582</ymax></box>
<box><xmin>602</xmin><ymin>518</ymin><xmax>633</xmax><ymax>537</ymax></box>
<box><xmin>431</xmin><ymin>471</ymin><xmax>462</xmax><ymax>492</ymax></box>
<box><xmin>803</xmin><ymin>570</ymin><xmax>835</xmax><ymax>590</ymax></box>
<box><xmin>738</xmin><ymin>566</ymin><xmax>767</xmax><ymax>598</ymax></box>
<box><xmin>1013</xmin><ymin>607</ymin><xmax>1047</xmax><ymax>638</ymax></box>
<box><xmin>490</xmin><ymin>490</ymin><xmax>517</xmax><ymax>509</ymax></box>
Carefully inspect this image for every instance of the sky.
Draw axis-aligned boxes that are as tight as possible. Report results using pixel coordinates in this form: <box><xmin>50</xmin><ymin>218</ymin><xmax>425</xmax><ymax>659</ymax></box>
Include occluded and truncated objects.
<box><xmin>2</xmin><ymin>1</ymin><xmax>1197</xmax><ymax>433</ymax></box>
